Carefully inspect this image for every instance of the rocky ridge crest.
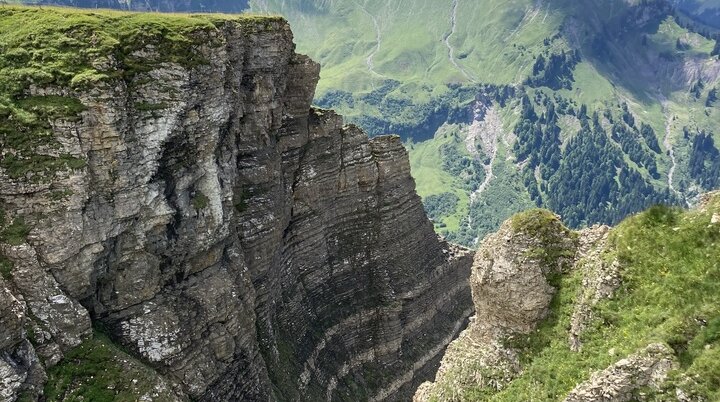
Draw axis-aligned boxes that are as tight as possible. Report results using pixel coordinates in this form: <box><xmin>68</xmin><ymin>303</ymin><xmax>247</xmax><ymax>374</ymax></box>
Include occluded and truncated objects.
<box><xmin>414</xmin><ymin>202</ymin><xmax>720</xmax><ymax>402</ymax></box>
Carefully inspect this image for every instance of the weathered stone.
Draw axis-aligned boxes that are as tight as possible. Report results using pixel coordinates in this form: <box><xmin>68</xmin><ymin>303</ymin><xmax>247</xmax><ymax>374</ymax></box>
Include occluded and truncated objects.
<box><xmin>568</xmin><ymin>225</ymin><xmax>620</xmax><ymax>352</ymax></box>
<box><xmin>0</xmin><ymin>17</ymin><xmax>473</xmax><ymax>401</ymax></box>
<box><xmin>415</xmin><ymin>211</ymin><xmax>577</xmax><ymax>401</ymax></box>
<box><xmin>564</xmin><ymin>343</ymin><xmax>676</xmax><ymax>402</ymax></box>
<box><xmin>470</xmin><ymin>211</ymin><xmax>576</xmax><ymax>338</ymax></box>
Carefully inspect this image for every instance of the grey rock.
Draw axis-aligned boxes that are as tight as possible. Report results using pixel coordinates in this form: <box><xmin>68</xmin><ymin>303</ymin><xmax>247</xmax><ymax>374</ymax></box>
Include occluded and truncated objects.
<box><xmin>568</xmin><ymin>225</ymin><xmax>620</xmax><ymax>352</ymax></box>
<box><xmin>564</xmin><ymin>343</ymin><xmax>676</xmax><ymax>402</ymax></box>
<box><xmin>415</xmin><ymin>211</ymin><xmax>577</xmax><ymax>401</ymax></box>
<box><xmin>0</xmin><ymin>16</ymin><xmax>473</xmax><ymax>401</ymax></box>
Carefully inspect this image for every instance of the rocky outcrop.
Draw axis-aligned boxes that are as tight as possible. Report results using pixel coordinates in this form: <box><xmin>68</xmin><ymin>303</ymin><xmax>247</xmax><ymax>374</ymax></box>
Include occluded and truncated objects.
<box><xmin>0</xmin><ymin>10</ymin><xmax>472</xmax><ymax>401</ymax></box>
<box><xmin>415</xmin><ymin>210</ymin><xmax>578</xmax><ymax>401</ymax></box>
<box><xmin>568</xmin><ymin>225</ymin><xmax>618</xmax><ymax>352</ymax></box>
<box><xmin>414</xmin><ymin>200</ymin><xmax>720</xmax><ymax>402</ymax></box>
<box><xmin>564</xmin><ymin>344</ymin><xmax>676</xmax><ymax>402</ymax></box>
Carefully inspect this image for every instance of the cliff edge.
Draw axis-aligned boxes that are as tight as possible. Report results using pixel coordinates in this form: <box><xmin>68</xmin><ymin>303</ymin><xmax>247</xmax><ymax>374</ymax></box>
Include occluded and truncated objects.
<box><xmin>0</xmin><ymin>7</ymin><xmax>473</xmax><ymax>401</ymax></box>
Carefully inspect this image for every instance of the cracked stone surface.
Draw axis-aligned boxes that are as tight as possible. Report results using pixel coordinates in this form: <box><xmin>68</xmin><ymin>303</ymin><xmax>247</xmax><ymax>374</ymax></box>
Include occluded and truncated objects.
<box><xmin>0</xmin><ymin>17</ymin><xmax>473</xmax><ymax>402</ymax></box>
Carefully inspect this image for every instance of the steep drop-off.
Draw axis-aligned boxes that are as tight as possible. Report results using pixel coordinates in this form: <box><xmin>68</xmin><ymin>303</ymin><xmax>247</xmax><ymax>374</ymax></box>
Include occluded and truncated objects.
<box><xmin>416</xmin><ymin>195</ymin><xmax>720</xmax><ymax>401</ymax></box>
<box><xmin>0</xmin><ymin>8</ymin><xmax>473</xmax><ymax>401</ymax></box>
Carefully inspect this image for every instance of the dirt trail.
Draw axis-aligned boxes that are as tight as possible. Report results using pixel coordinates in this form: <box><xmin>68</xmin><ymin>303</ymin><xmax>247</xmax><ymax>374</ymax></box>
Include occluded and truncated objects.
<box><xmin>465</xmin><ymin>105</ymin><xmax>503</xmax><ymax>205</ymax></box>
<box><xmin>657</xmin><ymin>93</ymin><xmax>682</xmax><ymax>200</ymax></box>
<box><xmin>444</xmin><ymin>0</ymin><xmax>476</xmax><ymax>82</ymax></box>
<box><xmin>355</xmin><ymin>1</ymin><xmax>386</xmax><ymax>78</ymax></box>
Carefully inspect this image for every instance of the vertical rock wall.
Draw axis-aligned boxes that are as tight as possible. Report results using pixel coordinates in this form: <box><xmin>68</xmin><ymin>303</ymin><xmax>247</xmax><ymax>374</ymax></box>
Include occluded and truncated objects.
<box><xmin>0</xmin><ymin>12</ymin><xmax>472</xmax><ymax>401</ymax></box>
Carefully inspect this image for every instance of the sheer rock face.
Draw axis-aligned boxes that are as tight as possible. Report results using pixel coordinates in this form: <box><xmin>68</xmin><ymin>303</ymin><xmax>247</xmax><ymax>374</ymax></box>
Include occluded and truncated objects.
<box><xmin>0</xmin><ymin>19</ymin><xmax>472</xmax><ymax>401</ymax></box>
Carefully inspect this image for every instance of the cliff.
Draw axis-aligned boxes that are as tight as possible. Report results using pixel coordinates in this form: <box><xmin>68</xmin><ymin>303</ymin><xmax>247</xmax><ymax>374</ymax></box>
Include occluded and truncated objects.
<box><xmin>0</xmin><ymin>7</ymin><xmax>473</xmax><ymax>401</ymax></box>
<box><xmin>415</xmin><ymin>197</ymin><xmax>720</xmax><ymax>401</ymax></box>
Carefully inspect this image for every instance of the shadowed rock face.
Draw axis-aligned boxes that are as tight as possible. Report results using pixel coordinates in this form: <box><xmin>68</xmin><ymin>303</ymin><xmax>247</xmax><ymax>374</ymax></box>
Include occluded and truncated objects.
<box><xmin>0</xmin><ymin>16</ymin><xmax>473</xmax><ymax>401</ymax></box>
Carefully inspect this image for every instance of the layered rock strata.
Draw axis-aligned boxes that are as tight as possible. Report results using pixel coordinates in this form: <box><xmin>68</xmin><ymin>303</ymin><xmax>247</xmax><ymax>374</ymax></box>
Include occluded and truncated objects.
<box><xmin>0</xmin><ymin>11</ymin><xmax>472</xmax><ymax>401</ymax></box>
<box><xmin>564</xmin><ymin>344</ymin><xmax>676</xmax><ymax>402</ymax></box>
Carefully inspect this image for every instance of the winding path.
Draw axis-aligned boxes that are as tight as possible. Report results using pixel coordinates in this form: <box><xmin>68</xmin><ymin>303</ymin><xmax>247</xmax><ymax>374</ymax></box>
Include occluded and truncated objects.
<box><xmin>466</xmin><ymin>106</ymin><xmax>502</xmax><ymax>205</ymax></box>
<box><xmin>354</xmin><ymin>1</ymin><xmax>386</xmax><ymax>78</ymax></box>
<box><xmin>444</xmin><ymin>0</ymin><xmax>476</xmax><ymax>82</ymax></box>
<box><xmin>658</xmin><ymin>93</ymin><xmax>682</xmax><ymax>200</ymax></box>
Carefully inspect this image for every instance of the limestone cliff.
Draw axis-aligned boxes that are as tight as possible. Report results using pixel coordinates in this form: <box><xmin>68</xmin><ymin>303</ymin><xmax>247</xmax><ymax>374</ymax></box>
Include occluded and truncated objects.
<box><xmin>0</xmin><ymin>8</ymin><xmax>473</xmax><ymax>401</ymax></box>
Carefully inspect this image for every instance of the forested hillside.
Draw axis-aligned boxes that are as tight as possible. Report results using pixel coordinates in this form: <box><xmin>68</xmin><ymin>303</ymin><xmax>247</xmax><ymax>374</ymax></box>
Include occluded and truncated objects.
<box><xmin>674</xmin><ymin>0</ymin><xmax>720</xmax><ymax>28</ymax></box>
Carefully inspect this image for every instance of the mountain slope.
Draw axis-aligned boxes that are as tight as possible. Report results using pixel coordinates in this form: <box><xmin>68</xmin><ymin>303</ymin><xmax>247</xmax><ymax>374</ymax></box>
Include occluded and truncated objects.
<box><xmin>13</xmin><ymin>0</ymin><xmax>720</xmax><ymax>248</ymax></box>
<box><xmin>674</xmin><ymin>0</ymin><xmax>720</xmax><ymax>28</ymax></box>
<box><xmin>248</xmin><ymin>0</ymin><xmax>720</xmax><ymax>245</ymax></box>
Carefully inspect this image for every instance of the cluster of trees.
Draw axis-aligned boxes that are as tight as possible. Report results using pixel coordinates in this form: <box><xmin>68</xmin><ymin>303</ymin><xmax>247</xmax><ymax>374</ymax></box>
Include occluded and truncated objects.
<box><xmin>612</xmin><ymin>122</ymin><xmax>660</xmax><ymax>179</ymax></box>
<box><xmin>689</xmin><ymin>131</ymin><xmax>720</xmax><ymax>190</ymax></box>
<box><xmin>424</xmin><ymin>192</ymin><xmax>460</xmax><ymax>222</ymax></box>
<box><xmin>315</xmin><ymin>89</ymin><xmax>356</xmax><ymax>109</ymax></box>
<box><xmin>524</xmin><ymin>51</ymin><xmax>581</xmax><ymax>90</ymax></box>
<box><xmin>640</xmin><ymin>123</ymin><xmax>662</xmax><ymax>153</ymax></box>
<box><xmin>513</xmin><ymin>95</ymin><xmax>561</xmax><ymax>205</ymax></box>
<box><xmin>691</xmin><ymin>78</ymin><xmax>705</xmax><ymax>99</ymax></box>
<box><xmin>545</xmin><ymin>112</ymin><xmax>674</xmax><ymax>227</ymax></box>
<box><xmin>707</xmin><ymin>88</ymin><xmax>717</xmax><ymax>107</ymax></box>
<box><xmin>318</xmin><ymin>81</ymin><xmax>516</xmax><ymax>140</ymax></box>
<box><xmin>440</xmin><ymin>143</ymin><xmax>486</xmax><ymax>192</ymax></box>
<box><xmin>512</xmin><ymin>96</ymin><xmax>675</xmax><ymax>228</ymax></box>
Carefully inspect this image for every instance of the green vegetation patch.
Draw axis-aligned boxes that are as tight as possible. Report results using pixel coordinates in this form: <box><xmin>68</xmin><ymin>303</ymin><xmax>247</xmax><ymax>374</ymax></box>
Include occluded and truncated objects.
<box><xmin>424</xmin><ymin>192</ymin><xmax>460</xmax><ymax>223</ymax></box>
<box><xmin>446</xmin><ymin>201</ymin><xmax>720</xmax><ymax>401</ymax></box>
<box><xmin>0</xmin><ymin>6</ymin><xmax>283</xmax><ymax>181</ymax></box>
<box><xmin>426</xmin><ymin>200</ymin><xmax>720</xmax><ymax>400</ymax></box>
<box><xmin>134</xmin><ymin>101</ymin><xmax>168</xmax><ymax>112</ymax></box>
<box><xmin>191</xmin><ymin>191</ymin><xmax>210</xmax><ymax>210</ymax></box>
<box><xmin>0</xmin><ymin>216</ymin><xmax>29</xmax><ymax>246</ymax></box>
<box><xmin>510</xmin><ymin>208</ymin><xmax>561</xmax><ymax>235</ymax></box>
<box><xmin>407</xmin><ymin>125</ymin><xmax>471</xmax><ymax>233</ymax></box>
<box><xmin>44</xmin><ymin>331</ymin><xmax>179</xmax><ymax>402</ymax></box>
<box><xmin>0</xmin><ymin>253</ymin><xmax>13</xmax><ymax>280</ymax></box>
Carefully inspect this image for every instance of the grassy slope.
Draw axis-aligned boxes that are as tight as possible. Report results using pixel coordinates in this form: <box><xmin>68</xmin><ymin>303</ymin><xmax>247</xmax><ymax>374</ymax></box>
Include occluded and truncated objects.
<box><xmin>250</xmin><ymin>0</ymin><xmax>554</xmax><ymax>92</ymax></box>
<box><xmin>407</xmin><ymin>126</ymin><xmax>470</xmax><ymax>233</ymax></box>
<box><xmin>430</xmin><ymin>197</ymin><xmax>720</xmax><ymax>401</ymax></box>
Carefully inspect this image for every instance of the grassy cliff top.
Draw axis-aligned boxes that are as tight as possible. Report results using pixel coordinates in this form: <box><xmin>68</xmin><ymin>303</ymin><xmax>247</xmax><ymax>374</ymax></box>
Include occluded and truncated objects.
<box><xmin>0</xmin><ymin>5</ymin><xmax>286</xmax><ymax>181</ymax></box>
<box><xmin>0</xmin><ymin>5</ymin><xmax>287</xmax><ymax>95</ymax></box>
<box><xmin>0</xmin><ymin>4</ymin><xmax>284</xmax><ymax>27</ymax></box>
